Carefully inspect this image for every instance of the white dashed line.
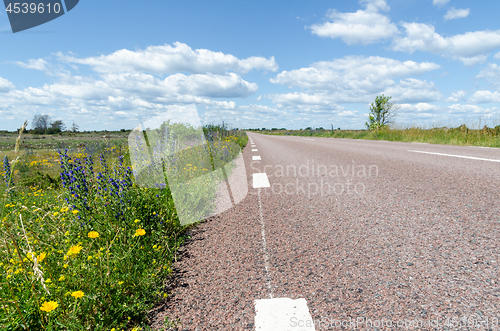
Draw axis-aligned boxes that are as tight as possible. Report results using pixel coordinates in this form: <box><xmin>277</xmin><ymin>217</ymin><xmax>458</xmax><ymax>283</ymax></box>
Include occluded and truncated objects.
<box><xmin>303</xmin><ymin>139</ymin><xmax>315</xmax><ymax>141</ymax></box>
<box><xmin>257</xmin><ymin>187</ymin><xmax>273</xmax><ymax>299</ymax></box>
<box><xmin>408</xmin><ymin>150</ymin><xmax>500</xmax><ymax>163</ymax></box>
<box><xmin>253</xmin><ymin>173</ymin><xmax>270</xmax><ymax>188</ymax></box>
<box><xmin>255</xmin><ymin>298</ymin><xmax>316</xmax><ymax>330</ymax></box>
<box><xmin>253</xmin><ymin>156</ymin><xmax>261</xmax><ymax>160</ymax></box>
<box><xmin>252</xmin><ymin>149</ymin><xmax>258</xmax><ymax>152</ymax></box>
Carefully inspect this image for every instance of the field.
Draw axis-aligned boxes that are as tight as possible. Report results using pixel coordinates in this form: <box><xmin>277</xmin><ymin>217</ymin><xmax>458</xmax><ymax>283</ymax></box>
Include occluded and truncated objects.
<box><xmin>0</xmin><ymin>124</ymin><xmax>248</xmax><ymax>330</ymax></box>
<box><xmin>253</xmin><ymin>123</ymin><xmax>500</xmax><ymax>147</ymax></box>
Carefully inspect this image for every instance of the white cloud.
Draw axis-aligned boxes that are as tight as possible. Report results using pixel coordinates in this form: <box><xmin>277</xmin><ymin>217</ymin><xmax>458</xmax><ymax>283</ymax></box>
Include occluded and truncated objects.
<box><xmin>393</xmin><ymin>23</ymin><xmax>500</xmax><ymax>66</ymax></box>
<box><xmin>309</xmin><ymin>0</ymin><xmax>398</xmax><ymax>45</ymax></box>
<box><xmin>433</xmin><ymin>0</ymin><xmax>450</xmax><ymax>7</ymax></box>
<box><xmin>56</xmin><ymin>42</ymin><xmax>278</xmax><ymax>75</ymax></box>
<box><xmin>446</xmin><ymin>90</ymin><xmax>467</xmax><ymax>102</ymax></box>
<box><xmin>0</xmin><ymin>42</ymin><xmax>275</xmax><ymax>130</ymax></box>
<box><xmin>266</xmin><ymin>56</ymin><xmax>441</xmax><ymax>121</ymax></box>
<box><xmin>476</xmin><ymin>63</ymin><xmax>500</xmax><ymax>88</ymax></box>
<box><xmin>469</xmin><ymin>90</ymin><xmax>500</xmax><ymax>103</ymax></box>
<box><xmin>444</xmin><ymin>8</ymin><xmax>470</xmax><ymax>20</ymax></box>
<box><xmin>270</xmin><ymin>56</ymin><xmax>440</xmax><ymax>103</ymax></box>
<box><xmin>447</xmin><ymin>104</ymin><xmax>498</xmax><ymax>115</ymax></box>
<box><xmin>0</xmin><ymin>77</ymin><xmax>15</xmax><ymax>93</ymax></box>
<box><xmin>385</xmin><ymin>78</ymin><xmax>442</xmax><ymax>103</ymax></box>
<box><xmin>494</xmin><ymin>51</ymin><xmax>500</xmax><ymax>59</ymax></box>
<box><xmin>14</xmin><ymin>58</ymin><xmax>50</xmax><ymax>71</ymax></box>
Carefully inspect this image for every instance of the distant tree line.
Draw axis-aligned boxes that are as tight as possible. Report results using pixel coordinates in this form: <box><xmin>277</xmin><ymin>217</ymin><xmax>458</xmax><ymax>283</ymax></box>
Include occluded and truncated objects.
<box><xmin>30</xmin><ymin>114</ymin><xmax>79</xmax><ymax>134</ymax></box>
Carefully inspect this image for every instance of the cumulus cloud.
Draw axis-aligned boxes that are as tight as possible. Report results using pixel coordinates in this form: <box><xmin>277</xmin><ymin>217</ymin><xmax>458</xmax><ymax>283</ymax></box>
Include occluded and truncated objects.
<box><xmin>0</xmin><ymin>42</ymin><xmax>276</xmax><ymax>130</ymax></box>
<box><xmin>444</xmin><ymin>8</ymin><xmax>470</xmax><ymax>20</ymax></box>
<box><xmin>14</xmin><ymin>58</ymin><xmax>50</xmax><ymax>71</ymax></box>
<box><xmin>476</xmin><ymin>63</ymin><xmax>500</xmax><ymax>88</ymax></box>
<box><xmin>393</xmin><ymin>23</ymin><xmax>500</xmax><ymax>66</ymax></box>
<box><xmin>385</xmin><ymin>78</ymin><xmax>442</xmax><ymax>103</ymax></box>
<box><xmin>56</xmin><ymin>42</ymin><xmax>278</xmax><ymax>75</ymax></box>
<box><xmin>309</xmin><ymin>0</ymin><xmax>398</xmax><ymax>45</ymax></box>
<box><xmin>270</xmin><ymin>56</ymin><xmax>440</xmax><ymax>102</ymax></box>
<box><xmin>469</xmin><ymin>90</ymin><xmax>500</xmax><ymax>103</ymax></box>
<box><xmin>0</xmin><ymin>77</ymin><xmax>15</xmax><ymax>93</ymax></box>
<box><xmin>432</xmin><ymin>0</ymin><xmax>450</xmax><ymax>7</ymax></box>
<box><xmin>266</xmin><ymin>56</ymin><xmax>441</xmax><ymax>120</ymax></box>
<box><xmin>494</xmin><ymin>51</ymin><xmax>500</xmax><ymax>59</ymax></box>
<box><xmin>446</xmin><ymin>90</ymin><xmax>467</xmax><ymax>102</ymax></box>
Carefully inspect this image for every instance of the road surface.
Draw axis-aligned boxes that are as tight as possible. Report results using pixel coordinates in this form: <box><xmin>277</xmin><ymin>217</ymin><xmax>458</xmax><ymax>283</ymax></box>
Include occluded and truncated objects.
<box><xmin>152</xmin><ymin>133</ymin><xmax>500</xmax><ymax>330</ymax></box>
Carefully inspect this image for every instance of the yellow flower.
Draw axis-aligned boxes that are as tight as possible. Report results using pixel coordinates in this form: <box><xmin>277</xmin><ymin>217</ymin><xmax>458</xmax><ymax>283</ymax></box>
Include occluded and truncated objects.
<box><xmin>134</xmin><ymin>219</ymin><xmax>140</xmax><ymax>223</ymax></box>
<box><xmin>71</xmin><ymin>291</ymin><xmax>84</xmax><ymax>299</ymax></box>
<box><xmin>63</xmin><ymin>264</ymin><xmax>68</xmax><ymax>268</ymax></box>
<box><xmin>37</xmin><ymin>252</ymin><xmax>47</xmax><ymax>263</ymax></box>
<box><xmin>60</xmin><ymin>207</ymin><xmax>69</xmax><ymax>212</ymax></box>
<box><xmin>135</xmin><ymin>228</ymin><xmax>146</xmax><ymax>236</ymax></box>
<box><xmin>67</xmin><ymin>245</ymin><xmax>82</xmax><ymax>256</ymax></box>
<box><xmin>45</xmin><ymin>278</ymin><xmax>52</xmax><ymax>283</ymax></box>
<box><xmin>88</xmin><ymin>231</ymin><xmax>99</xmax><ymax>239</ymax></box>
<box><xmin>53</xmin><ymin>212</ymin><xmax>59</xmax><ymax>216</ymax></box>
<box><xmin>87</xmin><ymin>256</ymin><xmax>93</xmax><ymax>260</ymax></box>
<box><xmin>118</xmin><ymin>281</ymin><xmax>124</xmax><ymax>285</ymax></box>
<box><xmin>40</xmin><ymin>301</ymin><xmax>58</xmax><ymax>312</ymax></box>
<box><xmin>72</xmin><ymin>210</ymin><xmax>79</xmax><ymax>215</ymax></box>
<box><xmin>58</xmin><ymin>275</ymin><xmax>66</xmax><ymax>281</ymax></box>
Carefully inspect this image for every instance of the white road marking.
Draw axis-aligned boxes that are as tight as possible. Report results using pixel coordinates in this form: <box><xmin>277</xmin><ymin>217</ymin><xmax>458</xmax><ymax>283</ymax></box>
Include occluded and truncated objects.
<box><xmin>469</xmin><ymin>146</ymin><xmax>498</xmax><ymax>149</ymax></box>
<box><xmin>252</xmin><ymin>149</ymin><xmax>258</xmax><ymax>152</ymax></box>
<box><xmin>408</xmin><ymin>150</ymin><xmax>500</xmax><ymax>163</ymax></box>
<box><xmin>257</xmin><ymin>188</ymin><xmax>273</xmax><ymax>298</ymax></box>
<box><xmin>303</xmin><ymin>139</ymin><xmax>315</xmax><ymax>141</ymax></box>
<box><xmin>255</xmin><ymin>298</ymin><xmax>316</xmax><ymax>330</ymax></box>
<box><xmin>253</xmin><ymin>156</ymin><xmax>261</xmax><ymax>160</ymax></box>
<box><xmin>253</xmin><ymin>173</ymin><xmax>270</xmax><ymax>188</ymax></box>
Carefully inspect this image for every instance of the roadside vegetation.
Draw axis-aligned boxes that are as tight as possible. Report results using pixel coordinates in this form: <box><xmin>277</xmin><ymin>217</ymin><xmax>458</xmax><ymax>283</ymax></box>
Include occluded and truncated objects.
<box><xmin>0</xmin><ymin>121</ymin><xmax>247</xmax><ymax>330</ymax></box>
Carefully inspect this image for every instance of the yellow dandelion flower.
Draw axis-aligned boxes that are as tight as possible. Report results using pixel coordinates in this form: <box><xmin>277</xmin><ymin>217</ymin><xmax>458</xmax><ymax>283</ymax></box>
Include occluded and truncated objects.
<box><xmin>134</xmin><ymin>219</ymin><xmax>140</xmax><ymax>223</ymax></box>
<box><xmin>88</xmin><ymin>231</ymin><xmax>99</xmax><ymax>239</ymax></box>
<box><xmin>40</xmin><ymin>301</ymin><xmax>58</xmax><ymax>312</ymax></box>
<box><xmin>58</xmin><ymin>275</ymin><xmax>66</xmax><ymax>281</ymax></box>
<box><xmin>63</xmin><ymin>264</ymin><xmax>68</xmax><ymax>268</ymax></box>
<box><xmin>72</xmin><ymin>210</ymin><xmax>79</xmax><ymax>215</ymax></box>
<box><xmin>53</xmin><ymin>212</ymin><xmax>59</xmax><ymax>216</ymax></box>
<box><xmin>67</xmin><ymin>245</ymin><xmax>82</xmax><ymax>256</ymax></box>
<box><xmin>71</xmin><ymin>291</ymin><xmax>84</xmax><ymax>299</ymax></box>
<box><xmin>37</xmin><ymin>252</ymin><xmax>47</xmax><ymax>263</ymax></box>
<box><xmin>135</xmin><ymin>228</ymin><xmax>146</xmax><ymax>236</ymax></box>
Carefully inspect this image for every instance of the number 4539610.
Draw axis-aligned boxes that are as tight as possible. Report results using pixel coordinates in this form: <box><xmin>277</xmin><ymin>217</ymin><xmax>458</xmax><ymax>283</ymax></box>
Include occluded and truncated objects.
<box><xmin>6</xmin><ymin>2</ymin><xmax>62</xmax><ymax>14</ymax></box>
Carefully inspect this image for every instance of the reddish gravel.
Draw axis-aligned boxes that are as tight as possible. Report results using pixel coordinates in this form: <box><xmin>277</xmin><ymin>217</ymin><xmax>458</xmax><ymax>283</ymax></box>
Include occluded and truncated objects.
<box><xmin>151</xmin><ymin>134</ymin><xmax>500</xmax><ymax>330</ymax></box>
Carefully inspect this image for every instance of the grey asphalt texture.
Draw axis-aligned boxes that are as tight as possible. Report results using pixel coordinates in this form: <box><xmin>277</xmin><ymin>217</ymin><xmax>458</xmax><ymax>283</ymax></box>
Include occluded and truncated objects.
<box><xmin>151</xmin><ymin>133</ymin><xmax>500</xmax><ymax>330</ymax></box>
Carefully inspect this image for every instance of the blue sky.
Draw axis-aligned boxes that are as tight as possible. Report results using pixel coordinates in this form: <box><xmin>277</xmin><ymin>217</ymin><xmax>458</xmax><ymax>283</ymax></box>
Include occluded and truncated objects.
<box><xmin>1</xmin><ymin>0</ymin><xmax>500</xmax><ymax>131</ymax></box>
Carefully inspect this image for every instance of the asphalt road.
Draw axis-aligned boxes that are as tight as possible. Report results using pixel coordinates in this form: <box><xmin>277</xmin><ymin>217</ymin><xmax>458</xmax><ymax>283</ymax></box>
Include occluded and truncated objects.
<box><xmin>153</xmin><ymin>133</ymin><xmax>500</xmax><ymax>330</ymax></box>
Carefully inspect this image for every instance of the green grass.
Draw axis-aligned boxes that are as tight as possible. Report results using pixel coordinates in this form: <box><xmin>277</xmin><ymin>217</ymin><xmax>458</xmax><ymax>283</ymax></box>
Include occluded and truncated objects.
<box><xmin>0</xmin><ymin>125</ymin><xmax>248</xmax><ymax>330</ymax></box>
<box><xmin>253</xmin><ymin>124</ymin><xmax>500</xmax><ymax>148</ymax></box>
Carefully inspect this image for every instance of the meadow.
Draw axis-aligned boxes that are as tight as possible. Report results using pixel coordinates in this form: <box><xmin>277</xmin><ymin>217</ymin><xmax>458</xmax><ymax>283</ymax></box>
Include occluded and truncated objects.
<box><xmin>0</xmin><ymin>123</ymin><xmax>247</xmax><ymax>330</ymax></box>
<box><xmin>253</xmin><ymin>122</ymin><xmax>500</xmax><ymax>147</ymax></box>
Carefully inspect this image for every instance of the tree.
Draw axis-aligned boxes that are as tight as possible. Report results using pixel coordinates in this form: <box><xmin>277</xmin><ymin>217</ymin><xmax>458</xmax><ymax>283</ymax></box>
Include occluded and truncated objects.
<box><xmin>47</xmin><ymin>120</ymin><xmax>66</xmax><ymax>134</ymax></box>
<box><xmin>71</xmin><ymin>121</ymin><xmax>79</xmax><ymax>133</ymax></box>
<box><xmin>32</xmin><ymin>114</ymin><xmax>50</xmax><ymax>134</ymax></box>
<box><xmin>366</xmin><ymin>94</ymin><xmax>399</xmax><ymax>130</ymax></box>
